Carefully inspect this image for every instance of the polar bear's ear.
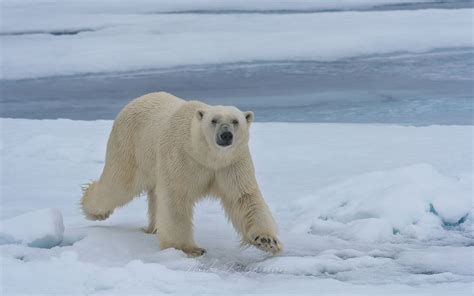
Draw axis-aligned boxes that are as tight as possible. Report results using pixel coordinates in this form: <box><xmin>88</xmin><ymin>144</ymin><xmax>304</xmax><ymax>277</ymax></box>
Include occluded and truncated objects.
<box><xmin>196</xmin><ymin>110</ymin><xmax>205</xmax><ymax>120</ymax></box>
<box><xmin>244</xmin><ymin>111</ymin><xmax>254</xmax><ymax>123</ymax></box>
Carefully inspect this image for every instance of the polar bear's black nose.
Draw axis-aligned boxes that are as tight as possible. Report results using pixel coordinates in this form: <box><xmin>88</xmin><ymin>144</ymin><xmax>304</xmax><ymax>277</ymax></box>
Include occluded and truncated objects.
<box><xmin>217</xmin><ymin>131</ymin><xmax>233</xmax><ymax>146</ymax></box>
<box><xmin>221</xmin><ymin>131</ymin><xmax>233</xmax><ymax>141</ymax></box>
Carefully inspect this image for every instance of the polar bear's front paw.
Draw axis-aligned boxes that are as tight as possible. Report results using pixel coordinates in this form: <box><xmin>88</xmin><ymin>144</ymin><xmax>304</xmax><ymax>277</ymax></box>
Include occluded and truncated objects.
<box><xmin>252</xmin><ymin>234</ymin><xmax>282</xmax><ymax>255</ymax></box>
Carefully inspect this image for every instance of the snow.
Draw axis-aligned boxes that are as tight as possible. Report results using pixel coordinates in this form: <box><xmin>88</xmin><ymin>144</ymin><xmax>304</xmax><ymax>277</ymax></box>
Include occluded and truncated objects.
<box><xmin>0</xmin><ymin>208</ymin><xmax>65</xmax><ymax>248</ymax></box>
<box><xmin>1</xmin><ymin>118</ymin><xmax>472</xmax><ymax>294</ymax></box>
<box><xmin>2</xmin><ymin>3</ymin><xmax>472</xmax><ymax>79</ymax></box>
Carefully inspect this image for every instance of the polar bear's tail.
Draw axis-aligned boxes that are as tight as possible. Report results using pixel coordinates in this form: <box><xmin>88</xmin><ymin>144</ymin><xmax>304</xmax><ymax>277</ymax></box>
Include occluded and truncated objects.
<box><xmin>80</xmin><ymin>181</ymin><xmax>114</xmax><ymax>221</ymax></box>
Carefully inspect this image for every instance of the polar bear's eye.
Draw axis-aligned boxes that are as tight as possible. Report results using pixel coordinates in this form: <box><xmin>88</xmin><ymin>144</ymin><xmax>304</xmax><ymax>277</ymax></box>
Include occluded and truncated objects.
<box><xmin>211</xmin><ymin>119</ymin><xmax>217</xmax><ymax>124</ymax></box>
<box><xmin>232</xmin><ymin>120</ymin><xmax>239</xmax><ymax>125</ymax></box>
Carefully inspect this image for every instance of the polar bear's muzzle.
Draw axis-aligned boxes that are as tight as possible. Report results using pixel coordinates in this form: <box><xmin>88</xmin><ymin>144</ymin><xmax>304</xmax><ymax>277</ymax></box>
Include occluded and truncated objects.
<box><xmin>217</xmin><ymin>131</ymin><xmax>233</xmax><ymax>146</ymax></box>
<box><xmin>216</xmin><ymin>124</ymin><xmax>233</xmax><ymax>147</ymax></box>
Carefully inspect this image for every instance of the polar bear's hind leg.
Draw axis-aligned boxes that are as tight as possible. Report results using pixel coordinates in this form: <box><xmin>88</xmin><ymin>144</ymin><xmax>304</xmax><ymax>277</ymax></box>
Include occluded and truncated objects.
<box><xmin>80</xmin><ymin>172</ymin><xmax>140</xmax><ymax>221</ymax></box>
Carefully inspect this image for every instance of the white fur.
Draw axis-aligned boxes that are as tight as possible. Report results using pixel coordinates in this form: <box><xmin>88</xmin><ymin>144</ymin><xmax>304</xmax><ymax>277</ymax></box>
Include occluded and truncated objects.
<box><xmin>81</xmin><ymin>92</ymin><xmax>282</xmax><ymax>255</ymax></box>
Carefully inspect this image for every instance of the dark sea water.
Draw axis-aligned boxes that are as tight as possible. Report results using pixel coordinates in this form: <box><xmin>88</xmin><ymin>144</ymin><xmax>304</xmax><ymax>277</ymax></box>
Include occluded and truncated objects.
<box><xmin>1</xmin><ymin>48</ymin><xmax>472</xmax><ymax>125</ymax></box>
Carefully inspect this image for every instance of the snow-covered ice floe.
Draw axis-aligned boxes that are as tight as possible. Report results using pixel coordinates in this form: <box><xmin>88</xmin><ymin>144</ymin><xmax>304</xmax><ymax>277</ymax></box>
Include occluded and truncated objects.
<box><xmin>2</xmin><ymin>2</ymin><xmax>473</xmax><ymax>79</ymax></box>
<box><xmin>1</xmin><ymin>119</ymin><xmax>472</xmax><ymax>294</ymax></box>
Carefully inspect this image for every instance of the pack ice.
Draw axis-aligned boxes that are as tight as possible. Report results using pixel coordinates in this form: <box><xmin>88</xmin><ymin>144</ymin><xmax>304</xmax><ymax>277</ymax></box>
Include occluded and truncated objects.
<box><xmin>1</xmin><ymin>119</ymin><xmax>472</xmax><ymax>295</ymax></box>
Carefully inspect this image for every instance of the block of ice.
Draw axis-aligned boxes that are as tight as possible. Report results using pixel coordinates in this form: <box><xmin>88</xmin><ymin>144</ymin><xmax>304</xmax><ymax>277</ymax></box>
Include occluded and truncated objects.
<box><xmin>0</xmin><ymin>208</ymin><xmax>65</xmax><ymax>248</ymax></box>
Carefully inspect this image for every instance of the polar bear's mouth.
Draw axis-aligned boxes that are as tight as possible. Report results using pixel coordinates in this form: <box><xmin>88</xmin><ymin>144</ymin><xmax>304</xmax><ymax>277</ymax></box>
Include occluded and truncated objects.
<box><xmin>216</xmin><ymin>131</ymin><xmax>233</xmax><ymax>147</ymax></box>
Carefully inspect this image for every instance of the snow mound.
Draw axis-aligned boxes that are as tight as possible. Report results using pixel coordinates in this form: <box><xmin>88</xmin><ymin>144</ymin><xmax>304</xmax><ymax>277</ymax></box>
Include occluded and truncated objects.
<box><xmin>0</xmin><ymin>208</ymin><xmax>65</xmax><ymax>248</ymax></box>
<box><xmin>300</xmin><ymin>164</ymin><xmax>472</xmax><ymax>243</ymax></box>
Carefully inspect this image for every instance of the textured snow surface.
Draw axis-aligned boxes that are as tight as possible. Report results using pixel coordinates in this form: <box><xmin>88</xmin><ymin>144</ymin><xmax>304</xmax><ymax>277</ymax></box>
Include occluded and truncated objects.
<box><xmin>2</xmin><ymin>1</ymin><xmax>472</xmax><ymax>79</ymax></box>
<box><xmin>1</xmin><ymin>119</ymin><xmax>472</xmax><ymax>294</ymax></box>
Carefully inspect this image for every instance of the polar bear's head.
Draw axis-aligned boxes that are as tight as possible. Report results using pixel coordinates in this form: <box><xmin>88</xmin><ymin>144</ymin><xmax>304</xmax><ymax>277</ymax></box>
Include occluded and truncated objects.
<box><xmin>195</xmin><ymin>105</ymin><xmax>254</xmax><ymax>153</ymax></box>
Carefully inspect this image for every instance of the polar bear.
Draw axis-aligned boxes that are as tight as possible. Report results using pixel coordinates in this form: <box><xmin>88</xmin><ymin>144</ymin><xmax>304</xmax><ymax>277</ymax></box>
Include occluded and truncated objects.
<box><xmin>81</xmin><ymin>92</ymin><xmax>282</xmax><ymax>256</ymax></box>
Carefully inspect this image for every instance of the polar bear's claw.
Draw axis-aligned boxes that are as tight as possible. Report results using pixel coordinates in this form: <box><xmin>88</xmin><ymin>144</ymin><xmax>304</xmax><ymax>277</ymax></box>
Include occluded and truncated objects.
<box><xmin>253</xmin><ymin>234</ymin><xmax>282</xmax><ymax>255</ymax></box>
<box><xmin>143</xmin><ymin>226</ymin><xmax>157</xmax><ymax>234</ymax></box>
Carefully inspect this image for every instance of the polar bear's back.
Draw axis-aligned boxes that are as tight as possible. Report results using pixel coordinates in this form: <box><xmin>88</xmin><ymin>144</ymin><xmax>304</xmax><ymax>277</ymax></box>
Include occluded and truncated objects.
<box><xmin>104</xmin><ymin>92</ymin><xmax>186</xmax><ymax>190</ymax></box>
<box><xmin>111</xmin><ymin>92</ymin><xmax>185</xmax><ymax>144</ymax></box>
<box><xmin>121</xmin><ymin>92</ymin><xmax>184</xmax><ymax>123</ymax></box>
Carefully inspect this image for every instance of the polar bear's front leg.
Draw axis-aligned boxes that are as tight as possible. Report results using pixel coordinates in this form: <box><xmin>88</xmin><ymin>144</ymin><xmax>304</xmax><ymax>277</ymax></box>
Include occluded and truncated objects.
<box><xmin>220</xmin><ymin>191</ymin><xmax>282</xmax><ymax>254</ymax></box>
<box><xmin>155</xmin><ymin>189</ymin><xmax>206</xmax><ymax>257</ymax></box>
<box><xmin>216</xmin><ymin>160</ymin><xmax>282</xmax><ymax>255</ymax></box>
